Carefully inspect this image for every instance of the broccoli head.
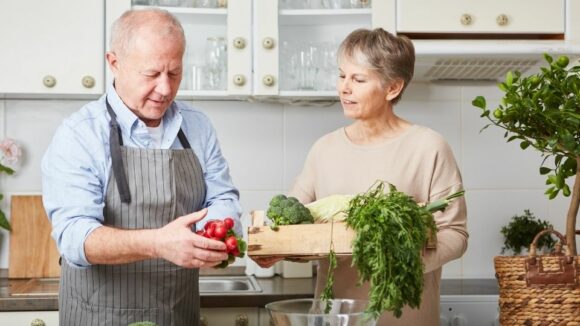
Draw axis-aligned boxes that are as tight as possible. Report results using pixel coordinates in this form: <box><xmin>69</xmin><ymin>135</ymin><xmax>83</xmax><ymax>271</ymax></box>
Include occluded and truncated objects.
<box><xmin>266</xmin><ymin>194</ymin><xmax>314</xmax><ymax>227</ymax></box>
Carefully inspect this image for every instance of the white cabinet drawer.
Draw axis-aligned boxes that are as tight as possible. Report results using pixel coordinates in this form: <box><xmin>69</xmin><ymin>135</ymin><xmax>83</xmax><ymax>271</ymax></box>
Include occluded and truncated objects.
<box><xmin>396</xmin><ymin>0</ymin><xmax>564</xmax><ymax>34</ymax></box>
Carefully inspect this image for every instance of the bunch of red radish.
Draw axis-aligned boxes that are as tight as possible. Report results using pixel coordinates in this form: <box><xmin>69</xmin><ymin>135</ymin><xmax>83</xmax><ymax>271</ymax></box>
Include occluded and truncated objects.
<box><xmin>196</xmin><ymin>217</ymin><xmax>246</xmax><ymax>268</ymax></box>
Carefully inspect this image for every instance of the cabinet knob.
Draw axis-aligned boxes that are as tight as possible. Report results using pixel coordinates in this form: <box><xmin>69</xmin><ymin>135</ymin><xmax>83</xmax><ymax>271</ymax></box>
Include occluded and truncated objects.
<box><xmin>235</xmin><ymin>313</ymin><xmax>248</xmax><ymax>326</ymax></box>
<box><xmin>452</xmin><ymin>314</ymin><xmax>467</xmax><ymax>326</ymax></box>
<box><xmin>43</xmin><ymin>75</ymin><xmax>56</xmax><ymax>88</ymax></box>
<box><xmin>262</xmin><ymin>37</ymin><xmax>275</xmax><ymax>49</ymax></box>
<box><xmin>460</xmin><ymin>14</ymin><xmax>473</xmax><ymax>26</ymax></box>
<box><xmin>30</xmin><ymin>319</ymin><xmax>46</xmax><ymax>326</ymax></box>
<box><xmin>200</xmin><ymin>315</ymin><xmax>208</xmax><ymax>326</ymax></box>
<box><xmin>262</xmin><ymin>74</ymin><xmax>275</xmax><ymax>87</ymax></box>
<box><xmin>233</xmin><ymin>37</ymin><xmax>246</xmax><ymax>49</ymax></box>
<box><xmin>496</xmin><ymin>14</ymin><xmax>509</xmax><ymax>26</ymax></box>
<box><xmin>82</xmin><ymin>76</ymin><xmax>95</xmax><ymax>88</ymax></box>
<box><xmin>233</xmin><ymin>74</ymin><xmax>246</xmax><ymax>86</ymax></box>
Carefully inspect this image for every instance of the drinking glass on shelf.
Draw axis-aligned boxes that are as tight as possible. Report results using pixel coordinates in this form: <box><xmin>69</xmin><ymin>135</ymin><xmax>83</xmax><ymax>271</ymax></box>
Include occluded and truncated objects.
<box><xmin>295</xmin><ymin>42</ymin><xmax>318</xmax><ymax>90</ymax></box>
<box><xmin>157</xmin><ymin>0</ymin><xmax>182</xmax><ymax>6</ymax></box>
<box><xmin>132</xmin><ymin>0</ymin><xmax>156</xmax><ymax>5</ymax></box>
<box><xmin>315</xmin><ymin>42</ymin><xmax>337</xmax><ymax>91</ymax></box>
<box><xmin>321</xmin><ymin>0</ymin><xmax>342</xmax><ymax>9</ymax></box>
<box><xmin>204</xmin><ymin>37</ymin><xmax>227</xmax><ymax>90</ymax></box>
<box><xmin>348</xmin><ymin>0</ymin><xmax>370</xmax><ymax>8</ymax></box>
<box><xmin>196</xmin><ymin>0</ymin><xmax>217</xmax><ymax>8</ymax></box>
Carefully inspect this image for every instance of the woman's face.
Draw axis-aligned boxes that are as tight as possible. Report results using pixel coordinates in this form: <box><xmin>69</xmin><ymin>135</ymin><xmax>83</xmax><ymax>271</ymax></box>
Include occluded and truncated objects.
<box><xmin>337</xmin><ymin>57</ymin><xmax>389</xmax><ymax>121</ymax></box>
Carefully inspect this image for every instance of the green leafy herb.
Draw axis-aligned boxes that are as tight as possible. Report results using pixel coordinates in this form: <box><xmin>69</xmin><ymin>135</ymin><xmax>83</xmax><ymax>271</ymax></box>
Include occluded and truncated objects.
<box><xmin>320</xmin><ymin>248</ymin><xmax>337</xmax><ymax>314</ymax></box>
<box><xmin>344</xmin><ymin>180</ymin><xmax>463</xmax><ymax>319</ymax></box>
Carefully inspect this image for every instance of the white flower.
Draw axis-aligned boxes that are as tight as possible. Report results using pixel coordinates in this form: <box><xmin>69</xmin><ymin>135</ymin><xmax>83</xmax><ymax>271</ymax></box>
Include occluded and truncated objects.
<box><xmin>0</xmin><ymin>138</ymin><xmax>22</xmax><ymax>166</ymax></box>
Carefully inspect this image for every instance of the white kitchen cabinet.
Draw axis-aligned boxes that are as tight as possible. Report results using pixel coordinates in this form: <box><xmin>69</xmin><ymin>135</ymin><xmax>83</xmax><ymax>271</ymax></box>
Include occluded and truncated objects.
<box><xmin>396</xmin><ymin>0</ymin><xmax>565</xmax><ymax>34</ymax></box>
<box><xmin>117</xmin><ymin>1</ymin><xmax>252</xmax><ymax>97</ymax></box>
<box><xmin>113</xmin><ymin>0</ymin><xmax>382</xmax><ymax>98</ymax></box>
<box><xmin>0</xmin><ymin>311</ymin><xmax>58</xmax><ymax>325</ymax></box>
<box><xmin>0</xmin><ymin>0</ymin><xmax>104</xmax><ymax>96</ymax></box>
<box><xmin>200</xmin><ymin>307</ymin><xmax>259</xmax><ymax>326</ymax></box>
<box><xmin>440</xmin><ymin>295</ymin><xmax>500</xmax><ymax>326</ymax></box>
<box><xmin>259</xmin><ymin>307</ymin><xmax>274</xmax><ymax>326</ymax></box>
<box><xmin>255</xmin><ymin>1</ymin><xmax>373</xmax><ymax>97</ymax></box>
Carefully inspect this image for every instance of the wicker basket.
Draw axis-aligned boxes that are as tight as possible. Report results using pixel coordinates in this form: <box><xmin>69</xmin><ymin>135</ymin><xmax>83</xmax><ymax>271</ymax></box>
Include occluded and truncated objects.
<box><xmin>494</xmin><ymin>229</ymin><xmax>580</xmax><ymax>325</ymax></box>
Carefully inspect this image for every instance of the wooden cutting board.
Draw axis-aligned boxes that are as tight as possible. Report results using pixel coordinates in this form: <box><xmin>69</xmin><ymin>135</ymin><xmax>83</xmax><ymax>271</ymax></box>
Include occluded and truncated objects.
<box><xmin>9</xmin><ymin>195</ymin><xmax>60</xmax><ymax>278</ymax></box>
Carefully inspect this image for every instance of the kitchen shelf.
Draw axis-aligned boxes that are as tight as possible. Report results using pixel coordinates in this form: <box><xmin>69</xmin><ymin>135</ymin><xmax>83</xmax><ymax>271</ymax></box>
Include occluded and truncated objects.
<box><xmin>279</xmin><ymin>9</ymin><xmax>371</xmax><ymax>26</ymax></box>
<box><xmin>279</xmin><ymin>90</ymin><xmax>339</xmax><ymax>98</ymax></box>
<box><xmin>133</xmin><ymin>5</ymin><xmax>227</xmax><ymax>24</ymax></box>
<box><xmin>177</xmin><ymin>90</ymin><xmax>229</xmax><ymax>97</ymax></box>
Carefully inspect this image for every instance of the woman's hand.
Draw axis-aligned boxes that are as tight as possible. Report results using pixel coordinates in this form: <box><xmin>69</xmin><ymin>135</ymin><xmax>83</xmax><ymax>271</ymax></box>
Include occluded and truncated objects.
<box><xmin>252</xmin><ymin>256</ymin><xmax>283</xmax><ymax>268</ymax></box>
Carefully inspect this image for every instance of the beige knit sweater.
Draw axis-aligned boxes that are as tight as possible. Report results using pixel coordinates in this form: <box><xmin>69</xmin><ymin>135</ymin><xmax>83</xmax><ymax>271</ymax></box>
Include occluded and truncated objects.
<box><xmin>289</xmin><ymin>125</ymin><xmax>468</xmax><ymax>326</ymax></box>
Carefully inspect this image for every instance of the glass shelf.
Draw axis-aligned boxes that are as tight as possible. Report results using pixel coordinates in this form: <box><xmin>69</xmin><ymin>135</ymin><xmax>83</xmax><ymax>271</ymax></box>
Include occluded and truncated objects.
<box><xmin>133</xmin><ymin>5</ymin><xmax>227</xmax><ymax>24</ymax></box>
<box><xmin>279</xmin><ymin>8</ymin><xmax>371</xmax><ymax>25</ymax></box>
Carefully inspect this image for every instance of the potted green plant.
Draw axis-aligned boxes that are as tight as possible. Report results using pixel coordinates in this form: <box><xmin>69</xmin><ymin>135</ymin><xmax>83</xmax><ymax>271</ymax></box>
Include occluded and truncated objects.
<box><xmin>473</xmin><ymin>54</ymin><xmax>579</xmax><ymax>255</ymax></box>
<box><xmin>500</xmin><ymin>209</ymin><xmax>556</xmax><ymax>255</ymax></box>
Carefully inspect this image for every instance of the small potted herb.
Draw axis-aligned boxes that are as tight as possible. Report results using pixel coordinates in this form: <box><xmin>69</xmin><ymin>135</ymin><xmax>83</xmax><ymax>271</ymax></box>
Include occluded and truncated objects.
<box><xmin>500</xmin><ymin>209</ymin><xmax>556</xmax><ymax>255</ymax></box>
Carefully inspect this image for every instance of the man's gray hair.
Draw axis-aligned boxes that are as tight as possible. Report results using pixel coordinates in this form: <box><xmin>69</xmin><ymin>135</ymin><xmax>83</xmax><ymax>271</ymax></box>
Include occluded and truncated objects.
<box><xmin>110</xmin><ymin>8</ymin><xmax>186</xmax><ymax>57</ymax></box>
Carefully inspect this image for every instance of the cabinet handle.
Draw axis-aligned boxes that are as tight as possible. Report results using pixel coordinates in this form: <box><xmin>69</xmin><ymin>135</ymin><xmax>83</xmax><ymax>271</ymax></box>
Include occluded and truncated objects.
<box><xmin>82</xmin><ymin>76</ymin><xmax>95</xmax><ymax>88</ymax></box>
<box><xmin>496</xmin><ymin>14</ymin><xmax>509</xmax><ymax>26</ymax></box>
<box><xmin>235</xmin><ymin>313</ymin><xmax>248</xmax><ymax>326</ymax></box>
<box><xmin>233</xmin><ymin>74</ymin><xmax>246</xmax><ymax>86</ymax></box>
<box><xmin>460</xmin><ymin>14</ymin><xmax>473</xmax><ymax>26</ymax></box>
<box><xmin>233</xmin><ymin>37</ymin><xmax>246</xmax><ymax>49</ymax></box>
<box><xmin>30</xmin><ymin>319</ymin><xmax>46</xmax><ymax>326</ymax></box>
<box><xmin>262</xmin><ymin>75</ymin><xmax>275</xmax><ymax>87</ymax></box>
<box><xmin>452</xmin><ymin>314</ymin><xmax>467</xmax><ymax>326</ymax></box>
<box><xmin>262</xmin><ymin>37</ymin><xmax>275</xmax><ymax>50</ymax></box>
<box><xmin>200</xmin><ymin>315</ymin><xmax>208</xmax><ymax>326</ymax></box>
<box><xmin>43</xmin><ymin>75</ymin><xmax>56</xmax><ymax>88</ymax></box>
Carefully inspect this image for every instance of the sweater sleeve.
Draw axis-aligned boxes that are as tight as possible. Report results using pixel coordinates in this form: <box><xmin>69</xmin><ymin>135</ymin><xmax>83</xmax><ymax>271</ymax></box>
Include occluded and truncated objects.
<box><xmin>422</xmin><ymin>137</ymin><xmax>468</xmax><ymax>273</ymax></box>
<box><xmin>422</xmin><ymin>183</ymin><xmax>468</xmax><ymax>273</ymax></box>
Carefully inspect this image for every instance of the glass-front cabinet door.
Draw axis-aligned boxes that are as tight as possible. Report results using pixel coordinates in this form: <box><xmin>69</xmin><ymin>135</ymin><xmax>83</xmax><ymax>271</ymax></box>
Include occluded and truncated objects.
<box><xmin>113</xmin><ymin>0</ymin><xmax>252</xmax><ymax>97</ymax></box>
<box><xmin>254</xmin><ymin>0</ymin><xmax>373</xmax><ymax>98</ymax></box>
<box><xmin>109</xmin><ymin>0</ymin><xmax>388</xmax><ymax>99</ymax></box>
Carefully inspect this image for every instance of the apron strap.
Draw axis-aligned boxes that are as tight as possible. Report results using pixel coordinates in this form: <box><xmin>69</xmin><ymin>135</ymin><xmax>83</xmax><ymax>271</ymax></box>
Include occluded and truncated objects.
<box><xmin>105</xmin><ymin>97</ymin><xmax>192</xmax><ymax>204</ymax></box>
<box><xmin>106</xmin><ymin>98</ymin><xmax>131</xmax><ymax>203</ymax></box>
<box><xmin>178</xmin><ymin>129</ymin><xmax>192</xmax><ymax>149</ymax></box>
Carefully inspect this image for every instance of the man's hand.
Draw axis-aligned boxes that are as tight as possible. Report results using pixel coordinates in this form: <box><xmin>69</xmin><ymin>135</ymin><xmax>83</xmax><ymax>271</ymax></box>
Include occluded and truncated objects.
<box><xmin>154</xmin><ymin>208</ymin><xmax>228</xmax><ymax>268</ymax></box>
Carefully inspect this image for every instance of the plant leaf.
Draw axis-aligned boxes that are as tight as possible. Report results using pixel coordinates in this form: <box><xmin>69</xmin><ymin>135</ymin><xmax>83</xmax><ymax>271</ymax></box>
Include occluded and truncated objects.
<box><xmin>472</xmin><ymin>96</ymin><xmax>486</xmax><ymax>109</ymax></box>
<box><xmin>0</xmin><ymin>210</ymin><xmax>11</xmax><ymax>231</ymax></box>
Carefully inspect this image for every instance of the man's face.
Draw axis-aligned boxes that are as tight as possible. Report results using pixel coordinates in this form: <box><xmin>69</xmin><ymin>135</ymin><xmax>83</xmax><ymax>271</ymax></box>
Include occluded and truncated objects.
<box><xmin>107</xmin><ymin>29</ymin><xmax>184</xmax><ymax>127</ymax></box>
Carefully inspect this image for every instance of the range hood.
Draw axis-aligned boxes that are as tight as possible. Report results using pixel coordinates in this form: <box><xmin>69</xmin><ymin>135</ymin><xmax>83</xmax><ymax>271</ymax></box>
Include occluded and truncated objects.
<box><xmin>412</xmin><ymin>39</ymin><xmax>580</xmax><ymax>82</ymax></box>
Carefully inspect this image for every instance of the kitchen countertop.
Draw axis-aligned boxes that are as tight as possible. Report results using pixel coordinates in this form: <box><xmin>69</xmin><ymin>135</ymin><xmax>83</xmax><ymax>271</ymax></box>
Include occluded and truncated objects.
<box><xmin>0</xmin><ymin>268</ymin><xmax>498</xmax><ymax>312</ymax></box>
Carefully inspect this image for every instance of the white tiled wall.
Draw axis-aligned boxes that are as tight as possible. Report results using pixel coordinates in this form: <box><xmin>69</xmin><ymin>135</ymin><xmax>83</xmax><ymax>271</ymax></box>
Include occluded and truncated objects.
<box><xmin>0</xmin><ymin>82</ymin><xmax>571</xmax><ymax>279</ymax></box>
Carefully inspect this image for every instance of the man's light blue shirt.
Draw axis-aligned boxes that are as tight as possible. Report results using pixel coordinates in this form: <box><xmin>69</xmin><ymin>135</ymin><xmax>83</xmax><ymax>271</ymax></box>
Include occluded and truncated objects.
<box><xmin>41</xmin><ymin>83</ymin><xmax>242</xmax><ymax>267</ymax></box>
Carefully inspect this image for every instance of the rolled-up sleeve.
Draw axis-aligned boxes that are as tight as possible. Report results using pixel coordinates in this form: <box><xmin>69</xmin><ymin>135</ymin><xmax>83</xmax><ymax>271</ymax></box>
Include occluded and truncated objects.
<box><xmin>41</xmin><ymin>123</ymin><xmax>106</xmax><ymax>267</ymax></box>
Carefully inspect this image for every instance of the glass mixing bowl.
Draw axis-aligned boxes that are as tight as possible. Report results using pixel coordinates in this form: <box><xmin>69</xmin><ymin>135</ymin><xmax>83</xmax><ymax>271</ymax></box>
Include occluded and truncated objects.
<box><xmin>265</xmin><ymin>298</ymin><xmax>376</xmax><ymax>326</ymax></box>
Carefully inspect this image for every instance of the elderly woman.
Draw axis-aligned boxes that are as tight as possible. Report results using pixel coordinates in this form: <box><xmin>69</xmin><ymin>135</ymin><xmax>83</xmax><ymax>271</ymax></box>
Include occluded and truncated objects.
<box><xmin>286</xmin><ymin>28</ymin><xmax>468</xmax><ymax>325</ymax></box>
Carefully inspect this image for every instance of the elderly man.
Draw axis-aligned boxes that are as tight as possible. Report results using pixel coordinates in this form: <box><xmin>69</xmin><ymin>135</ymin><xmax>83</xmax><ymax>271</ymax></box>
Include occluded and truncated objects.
<box><xmin>41</xmin><ymin>9</ymin><xmax>241</xmax><ymax>326</ymax></box>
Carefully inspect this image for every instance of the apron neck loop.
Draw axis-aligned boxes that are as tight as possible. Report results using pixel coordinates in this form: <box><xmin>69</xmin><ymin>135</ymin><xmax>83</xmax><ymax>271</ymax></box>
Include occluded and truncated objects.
<box><xmin>106</xmin><ymin>97</ymin><xmax>131</xmax><ymax>203</ymax></box>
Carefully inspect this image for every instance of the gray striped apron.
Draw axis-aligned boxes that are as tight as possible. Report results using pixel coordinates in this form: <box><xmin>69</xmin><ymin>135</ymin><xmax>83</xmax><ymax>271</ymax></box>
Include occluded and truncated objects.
<box><xmin>59</xmin><ymin>99</ymin><xmax>207</xmax><ymax>326</ymax></box>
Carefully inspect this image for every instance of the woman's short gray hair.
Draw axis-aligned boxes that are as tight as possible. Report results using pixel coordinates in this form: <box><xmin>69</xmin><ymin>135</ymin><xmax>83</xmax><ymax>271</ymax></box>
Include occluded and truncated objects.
<box><xmin>338</xmin><ymin>28</ymin><xmax>415</xmax><ymax>104</ymax></box>
<box><xmin>110</xmin><ymin>8</ymin><xmax>186</xmax><ymax>57</ymax></box>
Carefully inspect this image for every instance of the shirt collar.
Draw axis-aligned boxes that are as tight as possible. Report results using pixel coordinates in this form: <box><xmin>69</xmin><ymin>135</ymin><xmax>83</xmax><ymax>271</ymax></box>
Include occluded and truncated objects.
<box><xmin>106</xmin><ymin>81</ymin><xmax>182</xmax><ymax>146</ymax></box>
